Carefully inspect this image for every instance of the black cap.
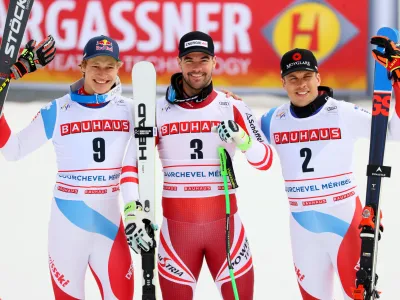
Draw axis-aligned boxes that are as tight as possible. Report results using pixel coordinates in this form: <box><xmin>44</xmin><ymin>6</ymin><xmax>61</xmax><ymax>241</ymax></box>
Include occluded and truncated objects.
<box><xmin>179</xmin><ymin>31</ymin><xmax>214</xmax><ymax>57</ymax></box>
<box><xmin>280</xmin><ymin>48</ymin><xmax>318</xmax><ymax>77</ymax></box>
<box><xmin>83</xmin><ymin>35</ymin><xmax>120</xmax><ymax>61</ymax></box>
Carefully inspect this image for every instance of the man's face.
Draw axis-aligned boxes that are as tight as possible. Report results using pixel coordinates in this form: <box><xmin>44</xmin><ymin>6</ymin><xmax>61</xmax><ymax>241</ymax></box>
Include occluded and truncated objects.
<box><xmin>177</xmin><ymin>52</ymin><xmax>216</xmax><ymax>96</ymax></box>
<box><xmin>282</xmin><ymin>70</ymin><xmax>321</xmax><ymax>107</ymax></box>
<box><xmin>81</xmin><ymin>56</ymin><xmax>122</xmax><ymax>94</ymax></box>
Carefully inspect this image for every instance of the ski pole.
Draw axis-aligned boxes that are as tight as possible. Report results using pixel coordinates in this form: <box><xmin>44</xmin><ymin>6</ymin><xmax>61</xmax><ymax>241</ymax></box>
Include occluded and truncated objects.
<box><xmin>218</xmin><ymin>147</ymin><xmax>240</xmax><ymax>300</ymax></box>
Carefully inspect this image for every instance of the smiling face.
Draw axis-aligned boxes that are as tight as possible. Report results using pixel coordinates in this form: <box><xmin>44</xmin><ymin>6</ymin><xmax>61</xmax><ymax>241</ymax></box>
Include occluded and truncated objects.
<box><xmin>282</xmin><ymin>70</ymin><xmax>321</xmax><ymax>106</ymax></box>
<box><xmin>177</xmin><ymin>52</ymin><xmax>216</xmax><ymax>96</ymax></box>
<box><xmin>81</xmin><ymin>56</ymin><xmax>123</xmax><ymax>94</ymax></box>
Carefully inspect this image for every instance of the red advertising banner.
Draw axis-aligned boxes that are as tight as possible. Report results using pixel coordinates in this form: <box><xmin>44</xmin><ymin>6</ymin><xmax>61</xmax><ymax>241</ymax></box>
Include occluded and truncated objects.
<box><xmin>0</xmin><ymin>0</ymin><xmax>368</xmax><ymax>92</ymax></box>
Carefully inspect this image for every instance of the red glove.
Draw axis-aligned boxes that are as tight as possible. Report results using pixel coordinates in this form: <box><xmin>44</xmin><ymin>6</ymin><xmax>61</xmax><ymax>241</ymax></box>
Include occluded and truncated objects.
<box><xmin>371</xmin><ymin>35</ymin><xmax>400</xmax><ymax>81</ymax></box>
<box><xmin>10</xmin><ymin>35</ymin><xmax>56</xmax><ymax>80</ymax></box>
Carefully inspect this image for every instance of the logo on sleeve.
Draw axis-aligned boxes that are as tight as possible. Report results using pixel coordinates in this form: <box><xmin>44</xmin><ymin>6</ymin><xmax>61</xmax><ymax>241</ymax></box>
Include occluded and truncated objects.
<box><xmin>116</xmin><ymin>98</ymin><xmax>127</xmax><ymax>106</ymax></box>
<box><xmin>326</xmin><ymin>105</ymin><xmax>337</xmax><ymax>113</ymax></box>
<box><xmin>219</xmin><ymin>101</ymin><xmax>230</xmax><ymax>107</ymax></box>
<box><xmin>275</xmin><ymin>109</ymin><xmax>287</xmax><ymax>120</ymax></box>
<box><xmin>354</xmin><ymin>105</ymin><xmax>371</xmax><ymax>115</ymax></box>
<box><xmin>245</xmin><ymin>113</ymin><xmax>264</xmax><ymax>142</ymax></box>
<box><xmin>162</xmin><ymin>104</ymin><xmax>172</xmax><ymax>112</ymax></box>
<box><xmin>61</xmin><ymin>103</ymin><xmax>71</xmax><ymax>111</ymax></box>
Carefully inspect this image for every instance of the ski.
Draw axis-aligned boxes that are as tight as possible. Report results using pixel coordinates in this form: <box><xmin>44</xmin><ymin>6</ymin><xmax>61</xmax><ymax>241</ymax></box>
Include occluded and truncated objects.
<box><xmin>353</xmin><ymin>27</ymin><xmax>399</xmax><ymax>300</ymax></box>
<box><xmin>0</xmin><ymin>0</ymin><xmax>35</xmax><ymax>115</ymax></box>
<box><xmin>132</xmin><ymin>61</ymin><xmax>158</xmax><ymax>300</ymax></box>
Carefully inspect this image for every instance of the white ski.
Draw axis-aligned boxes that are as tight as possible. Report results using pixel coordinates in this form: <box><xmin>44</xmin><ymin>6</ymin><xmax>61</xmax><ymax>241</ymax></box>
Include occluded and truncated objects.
<box><xmin>132</xmin><ymin>61</ymin><xmax>157</xmax><ymax>300</ymax></box>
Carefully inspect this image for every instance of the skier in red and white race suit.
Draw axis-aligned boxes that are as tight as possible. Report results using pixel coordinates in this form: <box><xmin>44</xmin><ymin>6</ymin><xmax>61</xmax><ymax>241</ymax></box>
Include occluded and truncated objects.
<box><xmin>0</xmin><ymin>36</ymin><xmax>138</xmax><ymax>300</ymax></box>
<box><xmin>122</xmin><ymin>31</ymin><xmax>273</xmax><ymax>300</ymax></box>
<box><xmin>259</xmin><ymin>41</ymin><xmax>400</xmax><ymax>299</ymax></box>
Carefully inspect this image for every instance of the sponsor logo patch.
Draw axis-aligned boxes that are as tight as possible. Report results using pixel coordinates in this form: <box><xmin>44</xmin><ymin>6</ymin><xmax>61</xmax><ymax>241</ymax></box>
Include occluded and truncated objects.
<box><xmin>184</xmin><ymin>40</ymin><xmax>208</xmax><ymax>48</ymax></box>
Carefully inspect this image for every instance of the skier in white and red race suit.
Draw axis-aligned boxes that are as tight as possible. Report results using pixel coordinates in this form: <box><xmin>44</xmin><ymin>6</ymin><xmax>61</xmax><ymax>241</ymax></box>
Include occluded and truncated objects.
<box><xmin>259</xmin><ymin>38</ymin><xmax>400</xmax><ymax>299</ymax></box>
<box><xmin>0</xmin><ymin>35</ymin><xmax>138</xmax><ymax>300</ymax></box>
<box><xmin>122</xmin><ymin>31</ymin><xmax>273</xmax><ymax>300</ymax></box>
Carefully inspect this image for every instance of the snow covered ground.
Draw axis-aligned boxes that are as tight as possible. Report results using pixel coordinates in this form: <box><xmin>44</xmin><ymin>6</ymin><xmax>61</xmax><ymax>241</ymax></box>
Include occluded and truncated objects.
<box><xmin>1</xmin><ymin>97</ymin><xmax>400</xmax><ymax>299</ymax></box>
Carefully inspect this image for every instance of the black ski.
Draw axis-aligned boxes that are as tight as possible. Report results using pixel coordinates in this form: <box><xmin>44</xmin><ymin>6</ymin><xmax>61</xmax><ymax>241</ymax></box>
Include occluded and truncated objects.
<box><xmin>353</xmin><ymin>27</ymin><xmax>399</xmax><ymax>300</ymax></box>
<box><xmin>0</xmin><ymin>0</ymin><xmax>35</xmax><ymax>115</ymax></box>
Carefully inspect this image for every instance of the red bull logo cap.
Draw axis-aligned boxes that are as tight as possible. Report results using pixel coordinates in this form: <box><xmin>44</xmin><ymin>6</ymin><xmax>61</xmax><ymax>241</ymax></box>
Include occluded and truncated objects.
<box><xmin>83</xmin><ymin>35</ymin><xmax>120</xmax><ymax>61</ymax></box>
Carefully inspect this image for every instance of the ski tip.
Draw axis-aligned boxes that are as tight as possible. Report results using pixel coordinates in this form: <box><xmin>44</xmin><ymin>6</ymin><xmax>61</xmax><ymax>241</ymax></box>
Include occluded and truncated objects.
<box><xmin>133</xmin><ymin>61</ymin><xmax>155</xmax><ymax>69</ymax></box>
<box><xmin>131</xmin><ymin>61</ymin><xmax>156</xmax><ymax>77</ymax></box>
<box><xmin>131</xmin><ymin>61</ymin><xmax>156</xmax><ymax>87</ymax></box>
<box><xmin>376</xmin><ymin>27</ymin><xmax>399</xmax><ymax>44</ymax></box>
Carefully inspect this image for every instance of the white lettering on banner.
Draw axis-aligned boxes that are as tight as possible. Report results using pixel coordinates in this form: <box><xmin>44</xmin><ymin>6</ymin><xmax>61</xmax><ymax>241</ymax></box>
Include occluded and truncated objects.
<box><xmin>223</xmin><ymin>4</ymin><xmax>252</xmax><ymax>53</ymax></box>
<box><xmin>0</xmin><ymin>1</ymin><xmax>252</xmax><ymax>54</ymax></box>
<box><xmin>45</xmin><ymin>1</ymin><xmax>77</xmax><ymax>50</ymax></box>
<box><xmin>110</xmin><ymin>1</ymin><xmax>135</xmax><ymax>51</ymax></box>
<box><xmin>25</xmin><ymin>1</ymin><xmax>44</xmax><ymax>44</ymax></box>
<box><xmin>121</xmin><ymin>55</ymin><xmax>176</xmax><ymax>74</ymax></box>
<box><xmin>123</xmin><ymin>56</ymin><xmax>251</xmax><ymax>75</ymax></box>
<box><xmin>163</xmin><ymin>3</ymin><xmax>192</xmax><ymax>52</ymax></box>
<box><xmin>214</xmin><ymin>57</ymin><xmax>251</xmax><ymax>75</ymax></box>
<box><xmin>197</xmin><ymin>3</ymin><xmax>220</xmax><ymax>49</ymax></box>
<box><xmin>46</xmin><ymin>54</ymin><xmax>81</xmax><ymax>72</ymax></box>
<box><xmin>136</xmin><ymin>2</ymin><xmax>162</xmax><ymax>52</ymax></box>
<box><xmin>78</xmin><ymin>2</ymin><xmax>110</xmax><ymax>48</ymax></box>
<box><xmin>46</xmin><ymin>53</ymin><xmax>252</xmax><ymax>76</ymax></box>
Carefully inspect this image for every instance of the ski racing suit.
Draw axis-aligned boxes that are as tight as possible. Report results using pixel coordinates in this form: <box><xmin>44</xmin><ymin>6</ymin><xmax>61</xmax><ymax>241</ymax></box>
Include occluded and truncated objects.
<box><xmin>260</xmin><ymin>90</ymin><xmax>400</xmax><ymax>299</ymax></box>
<box><xmin>154</xmin><ymin>90</ymin><xmax>273</xmax><ymax>300</ymax></box>
<box><xmin>0</xmin><ymin>79</ymin><xmax>138</xmax><ymax>300</ymax></box>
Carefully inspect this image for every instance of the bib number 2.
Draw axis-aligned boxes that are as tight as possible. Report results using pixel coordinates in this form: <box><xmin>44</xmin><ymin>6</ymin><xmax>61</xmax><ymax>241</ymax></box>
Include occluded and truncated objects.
<box><xmin>300</xmin><ymin>148</ymin><xmax>314</xmax><ymax>172</ymax></box>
